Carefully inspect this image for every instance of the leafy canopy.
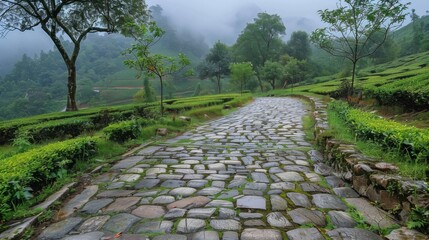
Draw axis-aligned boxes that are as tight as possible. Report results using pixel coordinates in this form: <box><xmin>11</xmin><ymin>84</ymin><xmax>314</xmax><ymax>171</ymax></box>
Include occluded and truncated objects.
<box><xmin>230</xmin><ymin>62</ymin><xmax>254</xmax><ymax>94</ymax></box>
<box><xmin>198</xmin><ymin>41</ymin><xmax>230</xmax><ymax>93</ymax></box>
<box><xmin>261</xmin><ymin>61</ymin><xmax>284</xmax><ymax>90</ymax></box>
<box><xmin>311</xmin><ymin>0</ymin><xmax>409</xmax><ymax>95</ymax></box>
<box><xmin>123</xmin><ymin>22</ymin><xmax>190</xmax><ymax>115</ymax></box>
<box><xmin>0</xmin><ymin>0</ymin><xmax>147</xmax><ymax>57</ymax></box>
<box><xmin>0</xmin><ymin>0</ymin><xmax>148</xmax><ymax>111</ymax></box>
<box><xmin>233</xmin><ymin>12</ymin><xmax>286</xmax><ymax>67</ymax></box>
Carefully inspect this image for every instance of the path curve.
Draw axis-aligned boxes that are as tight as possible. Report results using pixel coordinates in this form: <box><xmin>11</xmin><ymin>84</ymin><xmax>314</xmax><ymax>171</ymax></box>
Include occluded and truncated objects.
<box><xmin>38</xmin><ymin>97</ymin><xmax>386</xmax><ymax>240</ymax></box>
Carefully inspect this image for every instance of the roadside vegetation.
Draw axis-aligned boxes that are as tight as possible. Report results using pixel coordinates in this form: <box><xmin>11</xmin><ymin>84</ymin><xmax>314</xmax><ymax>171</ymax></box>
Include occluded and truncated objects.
<box><xmin>0</xmin><ymin>93</ymin><xmax>252</xmax><ymax>224</ymax></box>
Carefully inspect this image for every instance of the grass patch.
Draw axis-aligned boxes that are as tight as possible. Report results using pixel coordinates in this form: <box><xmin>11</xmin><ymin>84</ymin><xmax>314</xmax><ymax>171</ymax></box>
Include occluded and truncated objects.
<box><xmin>186</xmin><ymin>105</ymin><xmax>224</xmax><ymax>119</ymax></box>
<box><xmin>327</xmin><ymin>108</ymin><xmax>428</xmax><ymax>180</ymax></box>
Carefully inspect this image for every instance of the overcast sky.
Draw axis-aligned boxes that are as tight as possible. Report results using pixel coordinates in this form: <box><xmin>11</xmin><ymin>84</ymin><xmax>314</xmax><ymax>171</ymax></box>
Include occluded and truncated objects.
<box><xmin>147</xmin><ymin>0</ymin><xmax>428</xmax><ymax>44</ymax></box>
<box><xmin>0</xmin><ymin>0</ymin><xmax>427</xmax><ymax>74</ymax></box>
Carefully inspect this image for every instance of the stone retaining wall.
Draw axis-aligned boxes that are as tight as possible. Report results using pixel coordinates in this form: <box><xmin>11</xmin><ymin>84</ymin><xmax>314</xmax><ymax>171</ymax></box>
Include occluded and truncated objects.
<box><xmin>305</xmin><ymin>96</ymin><xmax>428</xmax><ymax>225</ymax></box>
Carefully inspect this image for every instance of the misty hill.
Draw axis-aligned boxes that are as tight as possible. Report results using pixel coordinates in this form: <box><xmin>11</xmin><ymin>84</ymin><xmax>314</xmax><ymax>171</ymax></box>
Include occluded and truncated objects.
<box><xmin>0</xmin><ymin>6</ymin><xmax>209</xmax><ymax>120</ymax></box>
<box><xmin>291</xmin><ymin>50</ymin><xmax>429</xmax><ymax>112</ymax></box>
<box><xmin>392</xmin><ymin>15</ymin><xmax>429</xmax><ymax>56</ymax></box>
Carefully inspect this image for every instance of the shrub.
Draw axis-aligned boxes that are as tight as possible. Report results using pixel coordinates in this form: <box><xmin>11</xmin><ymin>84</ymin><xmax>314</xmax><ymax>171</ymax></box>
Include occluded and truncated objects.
<box><xmin>18</xmin><ymin>117</ymin><xmax>95</xmax><ymax>143</ymax></box>
<box><xmin>0</xmin><ymin>137</ymin><xmax>97</xmax><ymax>217</ymax></box>
<box><xmin>103</xmin><ymin>120</ymin><xmax>142</xmax><ymax>143</ymax></box>
<box><xmin>227</xmin><ymin>94</ymin><xmax>253</xmax><ymax>107</ymax></box>
<box><xmin>187</xmin><ymin>105</ymin><xmax>224</xmax><ymax>119</ymax></box>
<box><xmin>330</xmin><ymin>101</ymin><xmax>429</xmax><ymax>162</ymax></box>
<box><xmin>0</xmin><ymin>102</ymin><xmax>159</xmax><ymax>145</ymax></box>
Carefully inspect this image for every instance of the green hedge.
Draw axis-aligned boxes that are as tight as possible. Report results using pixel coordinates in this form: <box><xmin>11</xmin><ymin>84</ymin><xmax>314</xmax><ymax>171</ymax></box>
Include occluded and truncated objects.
<box><xmin>0</xmin><ymin>137</ymin><xmax>98</xmax><ymax>217</ymax></box>
<box><xmin>165</xmin><ymin>99</ymin><xmax>225</xmax><ymax>112</ymax></box>
<box><xmin>103</xmin><ymin>120</ymin><xmax>142</xmax><ymax>143</ymax></box>
<box><xmin>18</xmin><ymin>117</ymin><xmax>95</xmax><ymax>143</ymax></box>
<box><xmin>330</xmin><ymin>101</ymin><xmax>429</xmax><ymax>162</ymax></box>
<box><xmin>0</xmin><ymin>103</ymin><xmax>158</xmax><ymax>145</ymax></box>
<box><xmin>0</xmin><ymin>94</ymin><xmax>246</xmax><ymax>145</ymax></box>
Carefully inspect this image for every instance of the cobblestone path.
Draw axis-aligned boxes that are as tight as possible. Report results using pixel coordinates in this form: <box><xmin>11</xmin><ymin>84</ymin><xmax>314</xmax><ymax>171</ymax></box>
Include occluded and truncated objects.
<box><xmin>39</xmin><ymin>98</ymin><xmax>386</xmax><ymax>240</ymax></box>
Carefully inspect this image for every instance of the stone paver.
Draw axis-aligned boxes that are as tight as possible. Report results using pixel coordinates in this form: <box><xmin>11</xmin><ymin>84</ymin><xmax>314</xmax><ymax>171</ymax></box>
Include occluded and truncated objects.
<box><xmin>346</xmin><ymin>197</ymin><xmax>397</xmax><ymax>228</ymax></box>
<box><xmin>327</xmin><ymin>228</ymin><xmax>384</xmax><ymax>240</ymax></box>
<box><xmin>286</xmin><ymin>228</ymin><xmax>325</xmax><ymax>240</ymax></box>
<box><xmin>241</xmin><ymin>228</ymin><xmax>282</xmax><ymax>240</ymax></box>
<box><xmin>37</xmin><ymin>97</ymin><xmax>393</xmax><ymax>240</ymax></box>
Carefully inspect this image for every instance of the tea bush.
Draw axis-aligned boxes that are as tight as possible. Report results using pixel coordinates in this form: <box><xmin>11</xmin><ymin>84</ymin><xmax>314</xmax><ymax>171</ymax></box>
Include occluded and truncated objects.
<box><xmin>330</xmin><ymin>101</ymin><xmax>429</xmax><ymax>162</ymax></box>
<box><xmin>0</xmin><ymin>137</ymin><xmax>97</xmax><ymax>218</ymax></box>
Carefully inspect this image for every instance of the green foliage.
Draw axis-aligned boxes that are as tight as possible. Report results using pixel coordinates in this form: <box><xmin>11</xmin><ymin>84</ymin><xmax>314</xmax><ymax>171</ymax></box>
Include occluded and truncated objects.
<box><xmin>327</xmin><ymin>105</ymin><xmax>427</xmax><ymax>179</ymax></box>
<box><xmin>280</xmin><ymin>55</ymin><xmax>309</xmax><ymax>87</ymax></box>
<box><xmin>232</xmin><ymin>12</ymin><xmax>286</xmax><ymax>92</ymax></box>
<box><xmin>193</xmin><ymin>82</ymin><xmax>202</xmax><ymax>96</ymax></box>
<box><xmin>144</xmin><ymin>76</ymin><xmax>157</xmax><ymax>102</ymax></box>
<box><xmin>0</xmin><ymin>102</ymin><xmax>158</xmax><ymax>145</ymax></box>
<box><xmin>165</xmin><ymin>100</ymin><xmax>224</xmax><ymax>112</ymax></box>
<box><xmin>187</xmin><ymin>105</ymin><xmax>224</xmax><ymax>119</ymax></box>
<box><xmin>103</xmin><ymin>120</ymin><xmax>143</xmax><ymax>143</ymax></box>
<box><xmin>225</xmin><ymin>94</ymin><xmax>253</xmax><ymax>108</ymax></box>
<box><xmin>261</xmin><ymin>61</ymin><xmax>285</xmax><ymax>90</ymax></box>
<box><xmin>229</xmin><ymin>62</ymin><xmax>255</xmax><ymax>94</ymax></box>
<box><xmin>407</xmin><ymin>206</ymin><xmax>429</xmax><ymax>234</ymax></box>
<box><xmin>198</xmin><ymin>41</ymin><xmax>231</xmax><ymax>94</ymax></box>
<box><xmin>18</xmin><ymin>117</ymin><xmax>95</xmax><ymax>143</ymax></box>
<box><xmin>123</xmin><ymin>22</ymin><xmax>191</xmax><ymax>115</ymax></box>
<box><xmin>311</xmin><ymin>0</ymin><xmax>409</xmax><ymax>94</ymax></box>
<box><xmin>12</xmin><ymin>131</ymin><xmax>32</xmax><ymax>153</ymax></box>
<box><xmin>393</xmin><ymin>14</ymin><xmax>429</xmax><ymax>56</ymax></box>
<box><xmin>286</xmin><ymin>31</ymin><xmax>311</xmax><ymax>61</ymax></box>
<box><xmin>0</xmin><ymin>0</ymin><xmax>149</xmax><ymax>111</ymax></box>
<box><xmin>294</xmin><ymin>51</ymin><xmax>429</xmax><ymax>111</ymax></box>
<box><xmin>330</xmin><ymin>101</ymin><xmax>429</xmax><ymax>163</ymax></box>
<box><xmin>0</xmin><ymin>6</ymin><xmax>209</xmax><ymax>121</ymax></box>
<box><xmin>0</xmin><ymin>137</ymin><xmax>97</xmax><ymax>218</ymax></box>
<box><xmin>232</xmin><ymin>12</ymin><xmax>286</xmax><ymax>67</ymax></box>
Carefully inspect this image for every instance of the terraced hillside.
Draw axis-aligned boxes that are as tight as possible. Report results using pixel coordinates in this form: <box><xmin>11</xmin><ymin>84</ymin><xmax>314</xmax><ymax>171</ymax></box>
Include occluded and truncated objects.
<box><xmin>294</xmin><ymin>51</ymin><xmax>429</xmax><ymax>110</ymax></box>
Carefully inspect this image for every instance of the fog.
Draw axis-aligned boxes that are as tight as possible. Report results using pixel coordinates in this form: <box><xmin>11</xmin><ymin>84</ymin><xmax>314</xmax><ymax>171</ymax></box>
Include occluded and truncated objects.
<box><xmin>0</xmin><ymin>30</ymin><xmax>52</xmax><ymax>75</ymax></box>
<box><xmin>148</xmin><ymin>0</ymin><xmax>427</xmax><ymax>44</ymax></box>
<box><xmin>0</xmin><ymin>0</ymin><xmax>427</xmax><ymax>75</ymax></box>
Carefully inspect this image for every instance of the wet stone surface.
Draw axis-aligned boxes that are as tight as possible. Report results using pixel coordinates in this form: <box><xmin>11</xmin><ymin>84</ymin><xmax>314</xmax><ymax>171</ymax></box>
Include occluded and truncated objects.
<box><xmin>37</xmin><ymin>97</ymin><xmax>390</xmax><ymax>240</ymax></box>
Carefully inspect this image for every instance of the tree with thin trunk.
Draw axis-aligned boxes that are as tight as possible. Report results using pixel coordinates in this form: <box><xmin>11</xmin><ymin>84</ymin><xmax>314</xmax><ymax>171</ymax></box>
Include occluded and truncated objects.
<box><xmin>123</xmin><ymin>23</ymin><xmax>190</xmax><ymax>116</ymax></box>
<box><xmin>311</xmin><ymin>0</ymin><xmax>408</xmax><ymax>97</ymax></box>
<box><xmin>0</xmin><ymin>1</ymin><xmax>147</xmax><ymax>111</ymax></box>
<box><xmin>203</xmin><ymin>41</ymin><xmax>230</xmax><ymax>94</ymax></box>
<box><xmin>230</xmin><ymin>62</ymin><xmax>254</xmax><ymax>95</ymax></box>
<box><xmin>261</xmin><ymin>61</ymin><xmax>284</xmax><ymax>90</ymax></box>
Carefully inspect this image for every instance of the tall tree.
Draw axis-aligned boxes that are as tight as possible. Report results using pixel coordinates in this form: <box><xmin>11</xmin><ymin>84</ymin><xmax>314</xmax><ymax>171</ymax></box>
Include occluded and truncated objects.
<box><xmin>280</xmin><ymin>55</ymin><xmax>307</xmax><ymax>88</ymax></box>
<box><xmin>232</xmin><ymin>13</ymin><xmax>286</xmax><ymax>92</ymax></box>
<box><xmin>311</xmin><ymin>0</ymin><xmax>408</xmax><ymax>96</ymax></box>
<box><xmin>0</xmin><ymin>1</ymin><xmax>148</xmax><ymax>111</ymax></box>
<box><xmin>411</xmin><ymin>9</ymin><xmax>423</xmax><ymax>54</ymax></box>
<box><xmin>123</xmin><ymin>23</ymin><xmax>190</xmax><ymax>116</ymax></box>
<box><xmin>229</xmin><ymin>62</ymin><xmax>254</xmax><ymax>95</ymax></box>
<box><xmin>201</xmin><ymin>41</ymin><xmax>230</xmax><ymax>94</ymax></box>
<box><xmin>286</xmin><ymin>31</ymin><xmax>311</xmax><ymax>61</ymax></box>
<box><xmin>260</xmin><ymin>61</ymin><xmax>284</xmax><ymax>90</ymax></box>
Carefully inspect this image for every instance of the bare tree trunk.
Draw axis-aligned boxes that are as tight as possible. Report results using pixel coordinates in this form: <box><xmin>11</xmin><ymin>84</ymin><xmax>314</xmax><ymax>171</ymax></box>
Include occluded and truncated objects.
<box><xmin>160</xmin><ymin>76</ymin><xmax>164</xmax><ymax>116</ymax></box>
<box><xmin>282</xmin><ymin>79</ymin><xmax>288</xmax><ymax>89</ymax></box>
<box><xmin>256</xmin><ymin>74</ymin><xmax>264</xmax><ymax>92</ymax></box>
<box><xmin>66</xmin><ymin>63</ymin><xmax>78</xmax><ymax>111</ymax></box>
<box><xmin>216</xmin><ymin>76</ymin><xmax>221</xmax><ymax>94</ymax></box>
<box><xmin>350</xmin><ymin>61</ymin><xmax>357</xmax><ymax>97</ymax></box>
